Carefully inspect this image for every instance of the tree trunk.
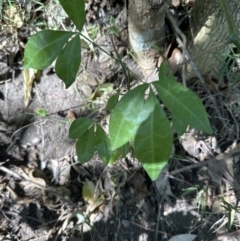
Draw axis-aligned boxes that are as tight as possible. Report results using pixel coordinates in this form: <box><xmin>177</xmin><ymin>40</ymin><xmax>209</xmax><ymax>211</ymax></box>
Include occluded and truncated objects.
<box><xmin>128</xmin><ymin>0</ymin><xmax>169</xmax><ymax>77</ymax></box>
<box><xmin>186</xmin><ymin>0</ymin><xmax>240</xmax><ymax>79</ymax></box>
<box><xmin>128</xmin><ymin>0</ymin><xmax>240</xmax><ymax>80</ymax></box>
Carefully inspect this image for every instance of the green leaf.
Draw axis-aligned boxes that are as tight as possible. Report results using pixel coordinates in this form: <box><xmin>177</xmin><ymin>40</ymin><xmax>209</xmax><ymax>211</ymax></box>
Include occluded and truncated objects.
<box><xmin>109</xmin><ymin>142</ymin><xmax>130</xmax><ymax>163</ymax></box>
<box><xmin>88</xmin><ymin>83</ymin><xmax>113</xmax><ymax>101</ymax></box>
<box><xmin>76</xmin><ymin>125</ymin><xmax>95</xmax><ymax>163</ymax></box>
<box><xmin>24</xmin><ymin>30</ymin><xmax>74</xmax><ymax>69</ymax></box>
<box><xmin>35</xmin><ymin>108</ymin><xmax>47</xmax><ymax>117</ymax></box>
<box><xmin>109</xmin><ymin>84</ymin><xmax>150</xmax><ymax>150</ymax></box>
<box><xmin>59</xmin><ymin>0</ymin><xmax>85</xmax><ymax>32</ymax></box>
<box><xmin>133</xmin><ymin>89</ymin><xmax>173</xmax><ymax>181</ymax></box>
<box><xmin>95</xmin><ymin>124</ymin><xmax>111</xmax><ymax>165</ymax></box>
<box><xmin>172</xmin><ymin>115</ymin><xmax>188</xmax><ymax>136</ymax></box>
<box><xmin>69</xmin><ymin>117</ymin><xmax>94</xmax><ymax>139</ymax></box>
<box><xmin>81</xmin><ymin>38</ymin><xmax>90</xmax><ymax>49</ymax></box>
<box><xmin>55</xmin><ymin>34</ymin><xmax>81</xmax><ymax>88</ymax></box>
<box><xmin>153</xmin><ymin>63</ymin><xmax>212</xmax><ymax>134</ymax></box>
<box><xmin>106</xmin><ymin>92</ymin><xmax>119</xmax><ymax>111</ymax></box>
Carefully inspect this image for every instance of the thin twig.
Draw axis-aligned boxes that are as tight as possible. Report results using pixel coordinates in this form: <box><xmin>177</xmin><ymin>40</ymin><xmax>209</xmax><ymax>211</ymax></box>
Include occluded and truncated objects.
<box><xmin>130</xmin><ymin>220</ymin><xmax>171</xmax><ymax>237</ymax></box>
<box><xmin>0</xmin><ymin>166</ymin><xmax>45</xmax><ymax>189</ymax></box>
<box><xmin>109</xmin><ymin>35</ymin><xmax>130</xmax><ymax>89</ymax></box>
<box><xmin>0</xmin><ymin>165</ymin><xmax>79</xmax><ymax>208</ymax></box>
<box><xmin>153</xmin><ymin>182</ymin><xmax>169</xmax><ymax>241</ymax></box>
<box><xmin>165</xmin><ymin>7</ymin><xmax>205</xmax><ymax>85</ymax></box>
<box><xmin>224</xmin><ymin>103</ymin><xmax>239</xmax><ymax>141</ymax></box>
<box><xmin>170</xmin><ymin>147</ymin><xmax>240</xmax><ymax>176</ymax></box>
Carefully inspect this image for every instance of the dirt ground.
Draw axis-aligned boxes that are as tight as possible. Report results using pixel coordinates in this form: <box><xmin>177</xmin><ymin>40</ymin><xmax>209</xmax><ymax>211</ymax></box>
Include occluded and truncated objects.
<box><xmin>1</xmin><ymin>0</ymin><xmax>240</xmax><ymax>241</ymax></box>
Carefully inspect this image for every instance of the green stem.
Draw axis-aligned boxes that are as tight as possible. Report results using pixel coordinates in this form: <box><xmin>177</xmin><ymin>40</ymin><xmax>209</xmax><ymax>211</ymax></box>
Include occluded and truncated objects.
<box><xmin>219</xmin><ymin>0</ymin><xmax>240</xmax><ymax>51</ymax></box>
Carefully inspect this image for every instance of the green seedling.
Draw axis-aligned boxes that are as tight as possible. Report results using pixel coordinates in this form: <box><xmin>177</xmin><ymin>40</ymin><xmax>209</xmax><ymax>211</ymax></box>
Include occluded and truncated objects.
<box><xmin>24</xmin><ymin>0</ymin><xmax>212</xmax><ymax>181</ymax></box>
<box><xmin>35</xmin><ymin>108</ymin><xmax>47</xmax><ymax>117</ymax></box>
<box><xmin>221</xmin><ymin>197</ymin><xmax>240</xmax><ymax>230</ymax></box>
<box><xmin>88</xmin><ymin>24</ymin><xmax>99</xmax><ymax>39</ymax></box>
<box><xmin>105</xmin><ymin>16</ymin><xmax>121</xmax><ymax>37</ymax></box>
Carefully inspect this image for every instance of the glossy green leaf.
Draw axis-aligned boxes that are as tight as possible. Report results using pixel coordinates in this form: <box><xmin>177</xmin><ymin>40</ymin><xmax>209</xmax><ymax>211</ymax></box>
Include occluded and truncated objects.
<box><xmin>109</xmin><ymin>142</ymin><xmax>130</xmax><ymax>163</ymax></box>
<box><xmin>153</xmin><ymin>63</ymin><xmax>212</xmax><ymax>134</ymax></box>
<box><xmin>133</xmin><ymin>90</ymin><xmax>173</xmax><ymax>181</ymax></box>
<box><xmin>172</xmin><ymin>115</ymin><xmax>188</xmax><ymax>136</ymax></box>
<box><xmin>24</xmin><ymin>30</ymin><xmax>74</xmax><ymax>69</ymax></box>
<box><xmin>109</xmin><ymin>84</ymin><xmax>150</xmax><ymax>150</ymax></box>
<box><xmin>59</xmin><ymin>0</ymin><xmax>85</xmax><ymax>32</ymax></box>
<box><xmin>55</xmin><ymin>34</ymin><xmax>81</xmax><ymax>88</ymax></box>
<box><xmin>106</xmin><ymin>93</ymin><xmax>119</xmax><ymax>112</ymax></box>
<box><xmin>69</xmin><ymin>117</ymin><xmax>94</xmax><ymax>139</ymax></box>
<box><xmin>95</xmin><ymin>124</ymin><xmax>111</xmax><ymax>165</ymax></box>
<box><xmin>76</xmin><ymin>125</ymin><xmax>95</xmax><ymax>163</ymax></box>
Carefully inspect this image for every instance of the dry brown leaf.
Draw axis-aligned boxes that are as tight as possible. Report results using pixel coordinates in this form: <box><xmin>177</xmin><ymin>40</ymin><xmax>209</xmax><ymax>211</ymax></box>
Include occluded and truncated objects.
<box><xmin>168</xmin><ymin>234</ymin><xmax>197</xmax><ymax>241</ymax></box>
<box><xmin>81</xmin><ymin>83</ymin><xmax>93</xmax><ymax>97</ymax></box>
<box><xmin>131</xmin><ymin>172</ymin><xmax>151</xmax><ymax>202</ymax></box>
<box><xmin>23</xmin><ymin>68</ymin><xmax>35</xmax><ymax>107</ymax></box>
<box><xmin>6</xmin><ymin>186</ymin><xmax>34</xmax><ymax>204</ymax></box>
<box><xmin>4</xmin><ymin>5</ymin><xmax>24</xmax><ymax>28</ymax></box>
<box><xmin>50</xmin><ymin>159</ymin><xmax>71</xmax><ymax>185</ymax></box>
<box><xmin>212</xmin><ymin>196</ymin><xmax>233</xmax><ymax>214</ymax></box>
<box><xmin>67</xmin><ymin>109</ymin><xmax>76</xmax><ymax>121</ymax></box>
<box><xmin>205</xmin><ymin>72</ymin><xmax>219</xmax><ymax>92</ymax></box>
<box><xmin>169</xmin><ymin>48</ymin><xmax>183</xmax><ymax>70</ymax></box>
<box><xmin>208</xmin><ymin>157</ymin><xmax>233</xmax><ymax>186</ymax></box>
<box><xmin>20</xmin><ymin>165</ymin><xmax>48</xmax><ymax>187</ymax></box>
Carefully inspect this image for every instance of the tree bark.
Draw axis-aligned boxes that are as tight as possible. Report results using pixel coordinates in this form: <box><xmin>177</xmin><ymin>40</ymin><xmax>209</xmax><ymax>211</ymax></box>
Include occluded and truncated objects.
<box><xmin>128</xmin><ymin>0</ymin><xmax>169</xmax><ymax>77</ymax></box>
<box><xmin>128</xmin><ymin>0</ymin><xmax>240</xmax><ymax>80</ymax></box>
<box><xmin>186</xmin><ymin>0</ymin><xmax>240</xmax><ymax>79</ymax></box>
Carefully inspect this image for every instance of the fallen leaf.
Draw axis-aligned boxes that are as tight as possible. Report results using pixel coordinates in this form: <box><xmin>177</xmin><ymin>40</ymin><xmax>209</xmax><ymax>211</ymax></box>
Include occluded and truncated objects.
<box><xmin>168</xmin><ymin>234</ymin><xmax>197</xmax><ymax>241</ymax></box>
<box><xmin>23</xmin><ymin>68</ymin><xmax>36</xmax><ymax>107</ymax></box>
<box><xmin>4</xmin><ymin>5</ymin><xmax>24</xmax><ymax>28</ymax></box>
<box><xmin>67</xmin><ymin>109</ymin><xmax>76</xmax><ymax>121</ymax></box>
<box><xmin>130</xmin><ymin>172</ymin><xmax>151</xmax><ymax>202</ymax></box>
<box><xmin>82</xmin><ymin>178</ymin><xmax>99</xmax><ymax>205</ymax></box>
<box><xmin>50</xmin><ymin>159</ymin><xmax>71</xmax><ymax>185</ymax></box>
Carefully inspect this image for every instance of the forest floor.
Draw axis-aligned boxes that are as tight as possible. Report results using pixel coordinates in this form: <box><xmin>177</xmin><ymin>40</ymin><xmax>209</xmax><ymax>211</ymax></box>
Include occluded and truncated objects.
<box><xmin>1</xmin><ymin>0</ymin><xmax>240</xmax><ymax>241</ymax></box>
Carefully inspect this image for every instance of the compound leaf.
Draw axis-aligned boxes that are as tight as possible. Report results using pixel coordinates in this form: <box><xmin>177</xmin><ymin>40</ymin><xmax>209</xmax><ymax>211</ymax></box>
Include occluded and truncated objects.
<box><xmin>55</xmin><ymin>34</ymin><xmax>81</xmax><ymax>88</ymax></box>
<box><xmin>109</xmin><ymin>84</ymin><xmax>150</xmax><ymax>150</ymax></box>
<box><xmin>69</xmin><ymin>117</ymin><xmax>94</xmax><ymax>139</ymax></box>
<box><xmin>133</xmin><ymin>89</ymin><xmax>172</xmax><ymax>181</ymax></box>
<box><xmin>95</xmin><ymin>124</ymin><xmax>111</xmax><ymax>165</ymax></box>
<box><xmin>76</xmin><ymin>125</ymin><xmax>95</xmax><ymax>164</ymax></box>
<box><xmin>59</xmin><ymin>0</ymin><xmax>85</xmax><ymax>32</ymax></box>
<box><xmin>24</xmin><ymin>30</ymin><xmax>74</xmax><ymax>69</ymax></box>
<box><xmin>154</xmin><ymin>63</ymin><xmax>212</xmax><ymax>134</ymax></box>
